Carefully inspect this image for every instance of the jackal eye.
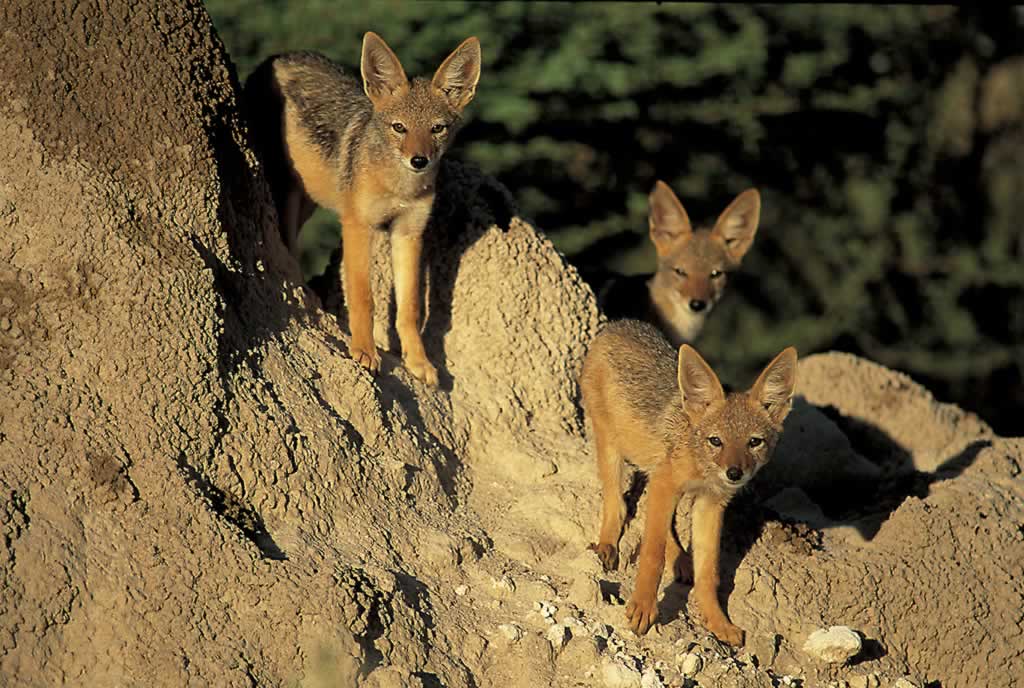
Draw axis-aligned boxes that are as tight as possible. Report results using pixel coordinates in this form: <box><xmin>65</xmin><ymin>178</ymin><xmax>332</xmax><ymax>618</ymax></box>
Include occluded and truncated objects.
<box><xmin>673</xmin><ymin>267</ymin><xmax>687</xmax><ymax>278</ymax></box>
<box><xmin>710</xmin><ymin>269</ymin><xmax>724</xmax><ymax>279</ymax></box>
<box><xmin>748</xmin><ymin>437</ymin><xmax>764</xmax><ymax>448</ymax></box>
<box><xmin>431</xmin><ymin>123</ymin><xmax>448</xmax><ymax>134</ymax></box>
<box><xmin>391</xmin><ymin>122</ymin><xmax>407</xmax><ymax>134</ymax></box>
<box><xmin>707</xmin><ymin>436</ymin><xmax>722</xmax><ymax>448</ymax></box>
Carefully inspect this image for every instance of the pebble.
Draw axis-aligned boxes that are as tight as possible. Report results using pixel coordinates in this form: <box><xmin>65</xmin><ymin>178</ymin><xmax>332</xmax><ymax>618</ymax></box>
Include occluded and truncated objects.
<box><xmin>498</xmin><ymin>623</ymin><xmax>523</xmax><ymax>643</ymax></box>
<box><xmin>601</xmin><ymin>657</ymin><xmax>642</xmax><ymax>688</ymax></box>
<box><xmin>803</xmin><ymin>626</ymin><xmax>863</xmax><ymax>664</ymax></box>
<box><xmin>569</xmin><ymin>574</ymin><xmax>601</xmax><ymax>605</ymax></box>
<box><xmin>454</xmin><ymin>585</ymin><xmax>468</xmax><ymax>596</ymax></box>
<box><xmin>640</xmin><ymin>669</ymin><xmax>665</xmax><ymax>688</ymax></box>
<box><xmin>547</xmin><ymin>623</ymin><xmax>571</xmax><ymax>650</ymax></box>
<box><xmin>847</xmin><ymin>674</ymin><xmax>881</xmax><ymax>688</ymax></box>
<box><xmin>492</xmin><ymin>575</ymin><xmax>516</xmax><ymax>595</ymax></box>
<box><xmin>679</xmin><ymin>652</ymin><xmax>703</xmax><ymax>677</ymax></box>
<box><xmin>535</xmin><ymin>600</ymin><xmax>558</xmax><ymax>621</ymax></box>
<box><xmin>891</xmin><ymin>679</ymin><xmax>919</xmax><ymax>688</ymax></box>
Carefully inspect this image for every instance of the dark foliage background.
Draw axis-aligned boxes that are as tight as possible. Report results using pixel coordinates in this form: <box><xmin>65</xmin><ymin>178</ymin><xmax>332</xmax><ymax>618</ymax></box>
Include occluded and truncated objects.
<box><xmin>207</xmin><ymin>1</ymin><xmax>1024</xmax><ymax>435</ymax></box>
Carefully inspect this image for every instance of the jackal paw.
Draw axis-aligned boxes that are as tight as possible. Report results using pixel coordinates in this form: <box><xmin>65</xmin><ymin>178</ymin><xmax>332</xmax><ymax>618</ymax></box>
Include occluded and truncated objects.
<box><xmin>587</xmin><ymin>542</ymin><xmax>619</xmax><ymax>571</ymax></box>
<box><xmin>351</xmin><ymin>343</ymin><xmax>381</xmax><ymax>374</ymax></box>
<box><xmin>625</xmin><ymin>593</ymin><xmax>658</xmax><ymax>636</ymax></box>
<box><xmin>707</xmin><ymin>619</ymin><xmax>745</xmax><ymax>647</ymax></box>
<box><xmin>404</xmin><ymin>355</ymin><xmax>439</xmax><ymax>386</ymax></box>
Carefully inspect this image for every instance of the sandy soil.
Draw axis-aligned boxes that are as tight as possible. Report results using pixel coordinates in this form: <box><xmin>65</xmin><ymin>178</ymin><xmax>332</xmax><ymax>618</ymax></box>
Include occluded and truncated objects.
<box><xmin>1</xmin><ymin>1</ymin><xmax>1021</xmax><ymax>687</ymax></box>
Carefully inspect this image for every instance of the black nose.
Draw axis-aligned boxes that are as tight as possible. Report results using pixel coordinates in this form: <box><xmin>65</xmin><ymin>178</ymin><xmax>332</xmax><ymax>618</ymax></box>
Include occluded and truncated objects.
<box><xmin>726</xmin><ymin>467</ymin><xmax>743</xmax><ymax>482</ymax></box>
<box><xmin>411</xmin><ymin>156</ymin><xmax>429</xmax><ymax>170</ymax></box>
<box><xmin>689</xmin><ymin>299</ymin><xmax>706</xmax><ymax>312</ymax></box>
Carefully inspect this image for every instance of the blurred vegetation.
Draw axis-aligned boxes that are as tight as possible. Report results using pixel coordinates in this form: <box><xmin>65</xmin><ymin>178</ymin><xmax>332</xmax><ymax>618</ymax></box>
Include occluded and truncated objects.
<box><xmin>207</xmin><ymin>1</ymin><xmax>1024</xmax><ymax>435</ymax></box>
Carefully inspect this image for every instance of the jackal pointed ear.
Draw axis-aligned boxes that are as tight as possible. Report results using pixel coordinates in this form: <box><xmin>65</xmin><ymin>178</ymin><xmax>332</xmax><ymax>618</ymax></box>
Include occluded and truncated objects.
<box><xmin>361</xmin><ymin>32</ymin><xmax>409</xmax><ymax>107</ymax></box>
<box><xmin>677</xmin><ymin>345</ymin><xmax>725</xmax><ymax>420</ymax></box>
<box><xmin>751</xmin><ymin>346</ymin><xmax>797</xmax><ymax>425</ymax></box>
<box><xmin>649</xmin><ymin>181</ymin><xmax>693</xmax><ymax>257</ymax></box>
<box><xmin>711</xmin><ymin>189</ymin><xmax>761</xmax><ymax>265</ymax></box>
<box><xmin>432</xmin><ymin>36</ymin><xmax>481</xmax><ymax>111</ymax></box>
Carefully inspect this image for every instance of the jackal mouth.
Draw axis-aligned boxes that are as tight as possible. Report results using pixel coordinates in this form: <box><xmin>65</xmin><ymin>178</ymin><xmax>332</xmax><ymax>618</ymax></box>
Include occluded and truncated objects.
<box><xmin>720</xmin><ymin>470</ymin><xmax>753</xmax><ymax>491</ymax></box>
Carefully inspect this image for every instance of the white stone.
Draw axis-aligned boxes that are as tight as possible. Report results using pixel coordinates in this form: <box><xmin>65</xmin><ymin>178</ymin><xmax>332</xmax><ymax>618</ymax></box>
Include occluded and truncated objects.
<box><xmin>547</xmin><ymin>623</ymin><xmax>571</xmax><ymax>650</ymax></box>
<box><xmin>601</xmin><ymin>657</ymin><xmax>642</xmax><ymax>688</ymax></box>
<box><xmin>498</xmin><ymin>623</ymin><xmax>523</xmax><ymax>643</ymax></box>
<box><xmin>679</xmin><ymin>652</ymin><xmax>703</xmax><ymax>677</ymax></box>
<box><xmin>803</xmin><ymin>625</ymin><xmax>863</xmax><ymax>664</ymax></box>
<box><xmin>491</xmin><ymin>575</ymin><xmax>516</xmax><ymax>595</ymax></box>
<box><xmin>640</xmin><ymin>669</ymin><xmax>665</xmax><ymax>688</ymax></box>
<box><xmin>891</xmin><ymin>679</ymin><xmax>919</xmax><ymax>688</ymax></box>
<box><xmin>453</xmin><ymin>585</ymin><xmax>468</xmax><ymax>596</ymax></box>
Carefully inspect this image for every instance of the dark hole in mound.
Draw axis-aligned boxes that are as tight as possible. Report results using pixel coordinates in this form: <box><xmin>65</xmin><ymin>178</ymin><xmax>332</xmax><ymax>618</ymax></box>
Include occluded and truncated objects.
<box><xmin>768</xmin><ymin>405</ymin><xmax>990</xmax><ymax>540</ymax></box>
<box><xmin>599</xmin><ymin>579</ymin><xmax>622</xmax><ymax>604</ymax></box>
<box><xmin>817</xmin><ymin>405</ymin><xmax>914</xmax><ymax>471</ymax></box>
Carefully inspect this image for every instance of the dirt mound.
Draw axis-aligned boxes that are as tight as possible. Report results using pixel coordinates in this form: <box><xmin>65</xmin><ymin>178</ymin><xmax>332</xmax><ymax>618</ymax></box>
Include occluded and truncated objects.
<box><xmin>2</xmin><ymin>2</ymin><xmax>1021</xmax><ymax>687</ymax></box>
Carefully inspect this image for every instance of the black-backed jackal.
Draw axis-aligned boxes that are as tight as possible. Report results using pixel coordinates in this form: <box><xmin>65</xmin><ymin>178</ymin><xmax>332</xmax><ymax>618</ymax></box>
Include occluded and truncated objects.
<box><xmin>580</xmin><ymin>319</ymin><xmax>796</xmax><ymax>645</ymax></box>
<box><xmin>597</xmin><ymin>183</ymin><xmax>761</xmax><ymax>345</ymax></box>
<box><xmin>245</xmin><ymin>33</ymin><xmax>482</xmax><ymax>385</ymax></box>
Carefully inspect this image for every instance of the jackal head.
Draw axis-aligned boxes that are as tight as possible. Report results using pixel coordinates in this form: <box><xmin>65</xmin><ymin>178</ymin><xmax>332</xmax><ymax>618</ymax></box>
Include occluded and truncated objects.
<box><xmin>361</xmin><ymin>32</ymin><xmax>481</xmax><ymax>174</ymax></box>
<box><xmin>647</xmin><ymin>182</ymin><xmax>761</xmax><ymax>329</ymax></box>
<box><xmin>676</xmin><ymin>345</ymin><xmax>797</xmax><ymax>493</ymax></box>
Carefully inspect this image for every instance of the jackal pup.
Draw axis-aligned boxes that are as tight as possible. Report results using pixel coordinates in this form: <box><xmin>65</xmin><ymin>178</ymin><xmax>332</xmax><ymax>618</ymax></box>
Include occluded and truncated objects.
<box><xmin>580</xmin><ymin>320</ymin><xmax>796</xmax><ymax>645</ymax></box>
<box><xmin>244</xmin><ymin>33</ymin><xmax>482</xmax><ymax>385</ymax></box>
<box><xmin>598</xmin><ymin>182</ymin><xmax>761</xmax><ymax>345</ymax></box>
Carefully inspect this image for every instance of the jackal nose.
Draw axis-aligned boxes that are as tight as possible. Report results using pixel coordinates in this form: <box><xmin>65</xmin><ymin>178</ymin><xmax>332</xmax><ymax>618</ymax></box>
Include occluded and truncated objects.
<box><xmin>689</xmin><ymin>299</ymin><xmax>707</xmax><ymax>312</ymax></box>
<box><xmin>726</xmin><ymin>467</ymin><xmax>743</xmax><ymax>482</ymax></box>
<box><xmin>410</xmin><ymin>155</ymin><xmax>429</xmax><ymax>170</ymax></box>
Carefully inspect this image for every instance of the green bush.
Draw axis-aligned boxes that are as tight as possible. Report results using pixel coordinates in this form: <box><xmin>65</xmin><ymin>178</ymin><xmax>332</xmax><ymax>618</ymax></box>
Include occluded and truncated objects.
<box><xmin>208</xmin><ymin>2</ymin><xmax>1024</xmax><ymax>434</ymax></box>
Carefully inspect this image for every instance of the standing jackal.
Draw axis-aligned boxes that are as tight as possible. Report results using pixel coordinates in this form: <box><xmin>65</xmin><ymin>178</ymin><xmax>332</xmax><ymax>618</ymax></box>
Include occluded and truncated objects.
<box><xmin>597</xmin><ymin>182</ymin><xmax>761</xmax><ymax>345</ymax></box>
<box><xmin>244</xmin><ymin>33</ymin><xmax>482</xmax><ymax>385</ymax></box>
<box><xmin>580</xmin><ymin>320</ymin><xmax>796</xmax><ymax>645</ymax></box>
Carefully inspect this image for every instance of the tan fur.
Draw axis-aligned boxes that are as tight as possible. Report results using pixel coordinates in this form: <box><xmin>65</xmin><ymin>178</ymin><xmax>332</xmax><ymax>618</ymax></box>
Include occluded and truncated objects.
<box><xmin>646</xmin><ymin>182</ymin><xmax>762</xmax><ymax>345</ymax></box>
<box><xmin>244</xmin><ymin>34</ymin><xmax>482</xmax><ymax>385</ymax></box>
<box><xmin>580</xmin><ymin>320</ymin><xmax>796</xmax><ymax>644</ymax></box>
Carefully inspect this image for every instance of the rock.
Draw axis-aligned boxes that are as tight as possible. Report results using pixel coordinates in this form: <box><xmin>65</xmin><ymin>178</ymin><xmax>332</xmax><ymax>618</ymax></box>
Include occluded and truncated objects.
<box><xmin>569</xmin><ymin>574</ymin><xmax>602</xmax><ymax>606</ymax></box>
<box><xmin>454</xmin><ymin>585</ymin><xmax>468</xmax><ymax>596</ymax></box>
<box><xmin>679</xmin><ymin>652</ymin><xmax>703</xmax><ymax>677</ymax></box>
<box><xmin>546</xmin><ymin>623</ymin><xmax>570</xmax><ymax>651</ymax></box>
<box><xmin>848</xmin><ymin>673</ymin><xmax>881</xmax><ymax>688</ymax></box>
<box><xmin>491</xmin><ymin>575</ymin><xmax>517</xmax><ymax>596</ymax></box>
<box><xmin>497</xmin><ymin>624</ymin><xmax>524</xmax><ymax>643</ymax></box>
<box><xmin>364</xmin><ymin>666</ymin><xmax>421</xmax><ymax>688</ymax></box>
<box><xmin>601</xmin><ymin>657</ymin><xmax>643</xmax><ymax>688</ymax></box>
<box><xmin>640</xmin><ymin>669</ymin><xmax>665</xmax><ymax>688</ymax></box>
<box><xmin>536</xmin><ymin>600</ymin><xmax>558</xmax><ymax>622</ymax></box>
<box><xmin>803</xmin><ymin>625</ymin><xmax>863</xmax><ymax>664</ymax></box>
<box><xmin>891</xmin><ymin>679</ymin><xmax>920</xmax><ymax>688</ymax></box>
